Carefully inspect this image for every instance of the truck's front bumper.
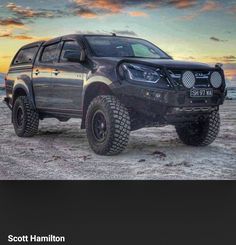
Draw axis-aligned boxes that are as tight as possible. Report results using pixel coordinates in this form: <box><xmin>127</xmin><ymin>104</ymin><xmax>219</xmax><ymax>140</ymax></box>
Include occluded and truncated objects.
<box><xmin>113</xmin><ymin>83</ymin><xmax>226</xmax><ymax>124</ymax></box>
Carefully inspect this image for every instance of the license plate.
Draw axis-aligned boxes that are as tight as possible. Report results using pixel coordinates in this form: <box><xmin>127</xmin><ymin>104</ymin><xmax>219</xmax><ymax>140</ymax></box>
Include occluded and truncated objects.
<box><xmin>190</xmin><ymin>88</ymin><xmax>213</xmax><ymax>97</ymax></box>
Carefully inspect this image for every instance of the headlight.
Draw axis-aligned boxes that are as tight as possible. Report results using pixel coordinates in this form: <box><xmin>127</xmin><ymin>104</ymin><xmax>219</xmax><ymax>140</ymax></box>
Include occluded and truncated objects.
<box><xmin>210</xmin><ymin>71</ymin><xmax>222</xmax><ymax>88</ymax></box>
<box><xmin>121</xmin><ymin>63</ymin><xmax>161</xmax><ymax>83</ymax></box>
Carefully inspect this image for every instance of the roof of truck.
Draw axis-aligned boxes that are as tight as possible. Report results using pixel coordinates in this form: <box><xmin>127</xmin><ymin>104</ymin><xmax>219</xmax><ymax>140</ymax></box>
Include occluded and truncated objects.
<box><xmin>21</xmin><ymin>34</ymin><xmax>139</xmax><ymax>49</ymax></box>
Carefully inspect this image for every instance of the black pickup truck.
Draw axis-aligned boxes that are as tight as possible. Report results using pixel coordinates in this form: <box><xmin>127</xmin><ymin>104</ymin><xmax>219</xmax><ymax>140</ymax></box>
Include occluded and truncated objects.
<box><xmin>4</xmin><ymin>34</ymin><xmax>226</xmax><ymax>155</ymax></box>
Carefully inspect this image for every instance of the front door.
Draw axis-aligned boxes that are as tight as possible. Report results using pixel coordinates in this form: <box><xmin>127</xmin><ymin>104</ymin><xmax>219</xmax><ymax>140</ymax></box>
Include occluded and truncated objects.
<box><xmin>50</xmin><ymin>40</ymin><xmax>85</xmax><ymax>113</ymax></box>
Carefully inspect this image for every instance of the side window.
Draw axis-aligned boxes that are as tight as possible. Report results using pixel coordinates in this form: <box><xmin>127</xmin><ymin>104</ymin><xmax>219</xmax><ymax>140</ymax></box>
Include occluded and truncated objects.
<box><xmin>60</xmin><ymin>41</ymin><xmax>81</xmax><ymax>62</ymax></box>
<box><xmin>131</xmin><ymin>43</ymin><xmax>159</xmax><ymax>58</ymax></box>
<box><xmin>13</xmin><ymin>47</ymin><xmax>38</xmax><ymax>65</ymax></box>
<box><xmin>41</xmin><ymin>43</ymin><xmax>59</xmax><ymax>63</ymax></box>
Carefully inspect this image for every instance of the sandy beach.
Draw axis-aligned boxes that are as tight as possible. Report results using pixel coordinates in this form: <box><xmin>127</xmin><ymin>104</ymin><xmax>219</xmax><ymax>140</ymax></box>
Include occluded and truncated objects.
<box><xmin>0</xmin><ymin>94</ymin><xmax>235</xmax><ymax>180</ymax></box>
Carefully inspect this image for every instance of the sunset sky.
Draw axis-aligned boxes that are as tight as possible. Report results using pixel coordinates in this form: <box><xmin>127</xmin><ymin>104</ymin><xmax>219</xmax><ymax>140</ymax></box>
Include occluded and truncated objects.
<box><xmin>0</xmin><ymin>0</ymin><xmax>235</xmax><ymax>84</ymax></box>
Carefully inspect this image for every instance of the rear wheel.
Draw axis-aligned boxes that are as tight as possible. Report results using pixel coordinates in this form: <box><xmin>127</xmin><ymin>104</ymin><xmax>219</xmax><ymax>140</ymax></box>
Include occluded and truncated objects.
<box><xmin>85</xmin><ymin>95</ymin><xmax>130</xmax><ymax>155</ymax></box>
<box><xmin>12</xmin><ymin>96</ymin><xmax>39</xmax><ymax>137</ymax></box>
<box><xmin>175</xmin><ymin>110</ymin><xmax>220</xmax><ymax>146</ymax></box>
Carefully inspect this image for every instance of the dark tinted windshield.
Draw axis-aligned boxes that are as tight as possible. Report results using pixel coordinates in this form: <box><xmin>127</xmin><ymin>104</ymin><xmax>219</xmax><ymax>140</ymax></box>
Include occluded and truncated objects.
<box><xmin>85</xmin><ymin>36</ymin><xmax>170</xmax><ymax>59</ymax></box>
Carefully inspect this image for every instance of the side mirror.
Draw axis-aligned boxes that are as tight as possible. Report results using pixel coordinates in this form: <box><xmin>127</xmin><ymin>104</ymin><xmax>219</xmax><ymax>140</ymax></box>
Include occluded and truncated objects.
<box><xmin>63</xmin><ymin>50</ymin><xmax>86</xmax><ymax>63</ymax></box>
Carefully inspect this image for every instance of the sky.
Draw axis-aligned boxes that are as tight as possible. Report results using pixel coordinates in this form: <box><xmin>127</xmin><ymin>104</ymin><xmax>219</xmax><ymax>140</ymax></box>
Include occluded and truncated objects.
<box><xmin>0</xmin><ymin>0</ymin><xmax>235</xmax><ymax>85</ymax></box>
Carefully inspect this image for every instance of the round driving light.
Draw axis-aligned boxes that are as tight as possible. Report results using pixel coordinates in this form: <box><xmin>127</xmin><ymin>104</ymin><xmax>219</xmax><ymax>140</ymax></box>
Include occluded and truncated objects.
<box><xmin>210</xmin><ymin>71</ymin><xmax>222</xmax><ymax>88</ymax></box>
<box><xmin>182</xmin><ymin>71</ymin><xmax>195</xmax><ymax>88</ymax></box>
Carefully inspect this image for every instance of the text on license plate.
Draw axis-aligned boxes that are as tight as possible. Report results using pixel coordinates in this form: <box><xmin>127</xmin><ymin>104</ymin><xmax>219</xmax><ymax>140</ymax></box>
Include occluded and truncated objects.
<box><xmin>190</xmin><ymin>89</ymin><xmax>213</xmax><ymax>97</ymax></box>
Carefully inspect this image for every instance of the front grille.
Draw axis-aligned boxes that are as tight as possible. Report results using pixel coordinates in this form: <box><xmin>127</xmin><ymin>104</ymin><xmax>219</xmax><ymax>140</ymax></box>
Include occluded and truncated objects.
<box><xmin>168</xmin><ymin>70</ymin><xmax>211</xmax><ymax>88</ymax></box>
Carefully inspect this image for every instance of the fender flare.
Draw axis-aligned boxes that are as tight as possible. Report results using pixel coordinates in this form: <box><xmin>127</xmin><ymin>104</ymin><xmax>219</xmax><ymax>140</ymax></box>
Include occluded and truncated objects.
<box><xmin>81</xmin><ymin>76</ymin><xmax>113</xmax><ymax>129</ymax></box>
<box><xmin>13</xmin><ymin>76</ymin><xmax>36</xmax><ymax>110</ymax></box>
<box><xmin>82</xmin><ymin>75</ymin><xmax>113</xmax><ymax>106</ymax></box>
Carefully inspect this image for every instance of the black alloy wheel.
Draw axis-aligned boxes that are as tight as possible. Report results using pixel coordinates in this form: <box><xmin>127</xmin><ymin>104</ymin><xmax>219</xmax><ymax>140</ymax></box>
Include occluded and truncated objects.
<box><xmin>92</xmin><ymin>110</ymin><xmax>107</xmax><ymax>142</ymax></box>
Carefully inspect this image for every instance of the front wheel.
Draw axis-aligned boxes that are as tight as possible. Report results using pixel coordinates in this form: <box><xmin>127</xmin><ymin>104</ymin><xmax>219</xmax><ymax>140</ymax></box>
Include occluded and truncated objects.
<box><xmin>175</xmin><ymin>110</ymin><xmax>220</xmax><ymax>146</ymax></box>
<box><xmin>85</xmin><ymin>95</ymin><xmax>131</xmax><ymax>155</ymax></box>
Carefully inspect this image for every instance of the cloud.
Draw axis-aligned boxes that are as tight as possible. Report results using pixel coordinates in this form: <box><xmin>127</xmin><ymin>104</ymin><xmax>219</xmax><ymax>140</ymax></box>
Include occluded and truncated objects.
<box><xmin>180</xmin><ymin>0</ymin><xmax>222</xmax><ymax>21</ymax></box>
<box><xmin>128</xmin><ymin>11</ymin><xmax>147</xmax><ymax>17</ymax></box>
<box><xmin>0</xmin><ymin>33</ymin><xmax>11</xmax><ymax>38</ymax></box>
<box><xmin>71</xmin><ymin>1</ymin><xmax>122</xmax><ymax>18</ymax></box>
<box><xmin>200</xmin><ymin>1</ymin><xmax>221</xmax><ymax>12</ymax></box>
<box><xmin>210</xmin><ymin>56</ymin><xmax>236</xmax><ymax>63</ymax></box>
<box><xmin>0</xmin><ymin>31</ymin><xmax>50</xmax><ymax>41</ymax></box>
<box><xmin>222</xmin><ymin>56</ymin><xmax>236</xmax><ymax>62</ymax></box>
<box><xmin>4</xmin><ymin>0</ymin><xmax>228</xmax><ymax>23</ymax></box>
<box><xmin>168</xmin><ymin>0</ymin><xmax>197</xmax><ymax>9</ymax></box>
<box><xmin>88</xmin><ymin>0</ymin><xmax>122</xmax><ymax>13</ymax></box>
<box><xmin>177</xmin><ymin>56</ymin><xmax>196</xmax><ymax>60</ymax></box>
<box><xmin>4</xmin><ymin>0</ymin><xmax>219</xmax><ymax>22</ymax></box>
<box><xmin>210</xmin><ymin>36</ymin><xmax>228</xmax><ymax>42</ymax></box>
<box><xmin>144</xmin><ymin>0</ymin><xmax>198</xmax><ymax>9</ymax></box>
<box><xmin>73</xmin><ymin>0</ymin><xmax>122</xmax><ymax>14</ymax></box>
<box><xmin>228</xmin><ymin>5</ymin><xmax>236</xmax><ymax>14</ymax></box>
<box><xmin>71</xmin><ymin>0</ymin><xmax>198</xmax><ymax>18</ymax></box>
<box><xmin>13</xmin><ymin>35</ymin><xmax>34</xmax><ymax>40</ymax></box>
<box><xmin>0</xmin><ymin>18</ymin><xmax>24</xmax><ymax>27</ymax></box>
<box><xmin>180</xmin><ymin>12</ymin><xmax>199</xmax><ymax>20</ymax></box>
<box><xmin>201</xmin><ymin>56</ymin><xmax>236</xmax><ymax>64</ymax></box>
<box><xmin>6</xmin><ymin>2</ymin><xmax>62</xmax><ymax>19</ymax></box>
<box><xmin>6</xmin><ymin>3</ymin><xmax>39</xmax><ymax>18</ymax></box>
<box><xmin>143</xmin><ymin>3</ymin><xmax>158</xmax><ymax>9</ymax></box>
<box><xmin>75</xmin><ymin>7</ymin><xmax>98</xmax><ymax>18</ymax></box>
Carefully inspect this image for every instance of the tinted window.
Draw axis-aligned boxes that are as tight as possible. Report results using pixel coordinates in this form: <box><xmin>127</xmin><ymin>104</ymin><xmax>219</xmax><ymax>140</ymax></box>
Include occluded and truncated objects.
<box><xmin>60</xmin><ymin>41</ymin><xmax>81</xmax><ymax>62</ymax></box>
<box><xmin>41</xmin><ymin>43</ymin><xmax>59</xmax><ymax>63</ymax></box>
<box><xmin>85</xmin><ymin>36</ymin><xmax>169</xmax><ymax>59</ymax></box>
<box><xmin>13</xmin><ymin>47</ymin><xmax>38</xmax><ymax>65</ymax></box>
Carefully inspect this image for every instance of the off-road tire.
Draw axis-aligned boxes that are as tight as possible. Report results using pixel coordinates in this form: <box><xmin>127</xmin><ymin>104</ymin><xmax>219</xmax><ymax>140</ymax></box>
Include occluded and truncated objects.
<box><xmin>12</xmin><ymin>96</ymin><xmax>39</xmax><ymax>137</ymax></box>
<box><xmin>175</xmin><ymin>110</ymin><xmax>220</xmax><ymax>146</ymax></box>
<box><xmin>85</xmin><ymin>95</ymin><xmax>131</xmax><ymax>155</ymax></box>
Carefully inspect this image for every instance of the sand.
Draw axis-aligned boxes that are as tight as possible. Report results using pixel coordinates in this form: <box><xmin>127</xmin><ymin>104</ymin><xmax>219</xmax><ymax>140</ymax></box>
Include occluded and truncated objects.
<box><xmin>0</xmin><ymin>97</ymin><xmax>235</xmax><ymax>180</ymax></box>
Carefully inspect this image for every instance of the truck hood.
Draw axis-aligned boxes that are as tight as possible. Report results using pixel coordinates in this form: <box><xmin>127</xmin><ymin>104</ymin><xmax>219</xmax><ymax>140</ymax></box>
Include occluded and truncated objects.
<box><xmin>93</xmin><ymin>57</ymin><xmax>212</xmax><ymax>70</ymax></box>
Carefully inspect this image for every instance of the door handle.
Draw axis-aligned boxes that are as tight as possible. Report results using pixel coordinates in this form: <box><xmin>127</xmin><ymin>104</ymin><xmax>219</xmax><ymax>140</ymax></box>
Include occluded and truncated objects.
<box><xmin>34</xmin><ymin>69</ymin><xmax>40</xmax><ymax>76</ymax></box>
<box><xmin>52</xmin><ymin>69</ymin><xmax>60</xmax><ymax>76</ymax></box>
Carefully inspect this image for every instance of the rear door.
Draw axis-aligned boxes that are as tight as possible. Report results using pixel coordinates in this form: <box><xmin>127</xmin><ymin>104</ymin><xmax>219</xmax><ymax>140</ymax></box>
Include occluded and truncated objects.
<box><xmin>32</xmin><ymin>42</ymin><xmax>61</xmax><ymax>109</ymax></box>
<box><xmin>50</xmin><ymin>40</ymin><xmax>84</xmax><ymax>112</ymax></box>
<box><xmin>6</xmin><ymin>46</ymin><xmax>39</xmax><ymax>103</ymax></box>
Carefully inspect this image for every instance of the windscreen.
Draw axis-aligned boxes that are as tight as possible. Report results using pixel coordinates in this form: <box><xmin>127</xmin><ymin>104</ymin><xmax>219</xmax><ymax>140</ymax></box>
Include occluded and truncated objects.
<box><xmin>85</xmin><ymin>36</ymin><xmax>170</xmax><ymax>59</ymax></box>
